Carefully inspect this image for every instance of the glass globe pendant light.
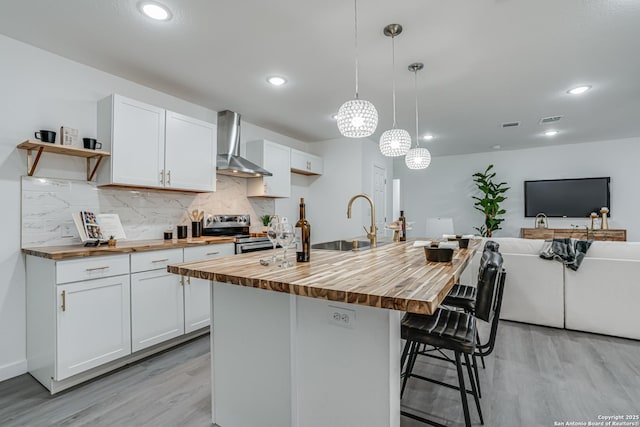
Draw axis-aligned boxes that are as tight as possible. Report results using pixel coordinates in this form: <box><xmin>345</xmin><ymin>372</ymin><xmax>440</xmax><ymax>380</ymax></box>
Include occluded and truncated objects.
<box><xmin>379</xmin><ymin>24</ymin><xmax>411</xmax><ymax>157</ymax></box>
<box><xmin>405</xmin><ymin>62</ymin><xmax>432</xmax><ymax>170</ymax></box>
<box><xmin>337</xmin><ymin>0</ymin><xmax>378</xmax><ymax>138</ymax></box>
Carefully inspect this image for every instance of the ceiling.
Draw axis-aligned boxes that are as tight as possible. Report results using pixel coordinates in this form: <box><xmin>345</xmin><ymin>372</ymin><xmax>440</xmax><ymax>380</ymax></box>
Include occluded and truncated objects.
<box><xmin>2</xmin><ymin>0</ymin><xmax>640</xmax><ymax>157</ymax></box>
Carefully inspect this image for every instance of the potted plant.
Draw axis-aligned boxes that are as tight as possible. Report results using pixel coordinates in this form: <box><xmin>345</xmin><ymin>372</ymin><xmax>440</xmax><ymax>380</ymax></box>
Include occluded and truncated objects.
<box><xmin>260</xmin><ymin>215</ymin><xmax>272</xmax><ymax>232</ymax></box>
<box><xmin>472</xmin><ymin>164</ymin><xmax>510</xmax><ymax>237</ymax></box>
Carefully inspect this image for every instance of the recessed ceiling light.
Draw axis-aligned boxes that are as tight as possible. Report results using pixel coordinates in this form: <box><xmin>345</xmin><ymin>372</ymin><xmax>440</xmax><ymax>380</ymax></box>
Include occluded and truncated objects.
<box><xmin>567</xmin><ymin>85</ymin><xmax>591</xmax><ymax>95</ymax></box>
<box><xmin>139</xmin><ymin>2</ymin><xmax>171</xmax><ymax>20</ymax></box>
<box><xmin>423</xmin><ymin>134</ymin><xmax>434</xmax><ymax>141</ymax></box>
<box><xmin>544</xmin><ymin>130</ymin><xmax>559</xmax><ymax>137</ymax></box>
<box><xmin>267</xmin><ymin>76</ymin><xmax>287</xmax><ymax>86</ymax></box>
<box><xmin>492</xmin><ymin>145</ymin><xmax>501</xmax><ymax>150</ymax></box>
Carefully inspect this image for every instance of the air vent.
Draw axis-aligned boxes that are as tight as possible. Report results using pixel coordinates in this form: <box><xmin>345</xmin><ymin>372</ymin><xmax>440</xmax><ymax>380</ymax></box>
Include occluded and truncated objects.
<box><xmin>539</xmin><ymin>115</ymin><xmax>563</xmax><ymax>124</ymax></box>
<box><xmin>501</xmin><ymin>121</ymin><xmax>520</xmax><ymax>128</ymax></box>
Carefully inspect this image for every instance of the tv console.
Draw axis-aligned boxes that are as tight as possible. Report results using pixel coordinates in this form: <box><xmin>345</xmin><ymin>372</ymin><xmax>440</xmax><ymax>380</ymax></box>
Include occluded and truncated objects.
<box><xmin>521</xmin><ymin>228</ymin><xmax>626</xmax><ymax>241</ymax></box>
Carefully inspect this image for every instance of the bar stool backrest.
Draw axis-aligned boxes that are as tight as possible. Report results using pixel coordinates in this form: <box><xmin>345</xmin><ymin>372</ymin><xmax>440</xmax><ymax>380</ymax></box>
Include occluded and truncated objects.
<box><xmin>475</xmin><ymin>240</ymin><xmax>500</xmax><ymax>282</ymax></box>
<box><xmin>474</xmin><ymin>251</ymin><xmax>503</xmax><ymax>322</ymax></box>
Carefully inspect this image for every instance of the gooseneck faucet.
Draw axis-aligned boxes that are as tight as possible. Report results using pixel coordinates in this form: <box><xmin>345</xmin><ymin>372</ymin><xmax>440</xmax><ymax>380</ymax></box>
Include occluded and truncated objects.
<box><xmin>347</xmin><ymin>193</ymin><xmax>377</xmax><ymax>248</ymax></box>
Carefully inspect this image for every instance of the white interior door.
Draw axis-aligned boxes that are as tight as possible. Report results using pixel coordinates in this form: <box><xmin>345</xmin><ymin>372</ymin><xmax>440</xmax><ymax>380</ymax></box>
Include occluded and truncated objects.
<box><xmin>373</xmin><ymin>164</ymin><xmax>387</xmax><ymax>234</ymax></box>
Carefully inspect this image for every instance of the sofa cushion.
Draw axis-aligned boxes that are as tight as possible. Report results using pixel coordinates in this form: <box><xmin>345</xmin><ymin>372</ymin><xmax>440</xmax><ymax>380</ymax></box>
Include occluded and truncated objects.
<box><xmin>582</xmin><ymin>240</ymin><xmax>640</xmax><ymax>260</ymax></box>
<box><xmin>565</xmin><ymin>257</ymin><xmax>640</xmax><ymax>340</ymax></box>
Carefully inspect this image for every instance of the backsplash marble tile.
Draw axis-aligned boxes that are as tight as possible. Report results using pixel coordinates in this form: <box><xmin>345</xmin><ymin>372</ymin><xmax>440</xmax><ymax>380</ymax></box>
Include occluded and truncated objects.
<box><xmin>21</xmin><ymin>176</ymin><xmax>274</xmax><ymax>247</ymax></box>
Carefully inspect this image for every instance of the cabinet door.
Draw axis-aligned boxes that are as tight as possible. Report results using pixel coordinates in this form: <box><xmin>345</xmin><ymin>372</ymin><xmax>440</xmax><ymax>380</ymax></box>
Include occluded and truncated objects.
<box><xmin>246</xmin><ymin>140</ymin><xmax>291</xmax><ymax>197</ymax></box>
<box><xmin>291</xmin><ymin>149</ymin><xmax>323</xmax><ymax>176</ymax></box>
<box><xmin>131</xmin><ymin>270</ymin><xmax>184</xmax><ymax>352</ymax></box>
<box><xmin>183</xmin><ymin>244</ymin><xmax>235</xmax><ymax>333</ymax></box>
<box><xmin>184</xmin><ymin>276</ymin><xmax>211</xmax><ymax>333</ymax></box>
<box><xmin>111</xmin><ymin>95</ymin><xmax>165</xmax><ymax>188</ymax></box>
<box><xmin>264</xmin><ymin>142</ymin><xmax>291</xmax><ymax>197</ymax></box>
<box><xmin>56</xmin><ymin>275</ymin><xmax>131</xmax><ymax>380</ymax></box>
<box><xmin>165</xmin><ymin>111</ymin><xmax>217</xmax><ymax>192</ymax></box>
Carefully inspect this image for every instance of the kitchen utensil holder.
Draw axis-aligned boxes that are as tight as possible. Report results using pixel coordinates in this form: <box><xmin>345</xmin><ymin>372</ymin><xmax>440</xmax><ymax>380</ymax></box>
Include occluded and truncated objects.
<box><xmin>192</xmin><ymin>221</ymin><xmax>202</xmax><ymax>238</ymax></box>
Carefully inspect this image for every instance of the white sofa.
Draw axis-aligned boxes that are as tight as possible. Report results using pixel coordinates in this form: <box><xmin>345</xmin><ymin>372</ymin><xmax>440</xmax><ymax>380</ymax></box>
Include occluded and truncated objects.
<box><xmin>461</xmin><ymin>237</ymin><xmax>640</xmax><ymax>340</ymax></box>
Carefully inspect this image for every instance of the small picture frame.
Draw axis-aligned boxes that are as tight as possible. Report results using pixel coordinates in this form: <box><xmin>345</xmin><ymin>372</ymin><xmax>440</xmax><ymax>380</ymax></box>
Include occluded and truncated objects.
<box><xmin>60</xmin><ymin>126</ymin><xmax>79</xmax><ymax>146</ymax></box>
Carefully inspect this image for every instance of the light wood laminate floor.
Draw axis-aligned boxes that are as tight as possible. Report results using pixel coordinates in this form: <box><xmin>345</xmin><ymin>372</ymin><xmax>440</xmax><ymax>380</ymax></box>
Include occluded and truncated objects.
<box><xmin>1</xmin><ymin>321</ymin><xmax>639</xmax><ymax>427</ymax></box>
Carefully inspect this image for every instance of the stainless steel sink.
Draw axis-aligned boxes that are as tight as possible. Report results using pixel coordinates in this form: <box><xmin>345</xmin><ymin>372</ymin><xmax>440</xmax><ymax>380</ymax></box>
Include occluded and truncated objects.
<box><xmin>311</xmin><ymin>240</ymin><xmax>371</xmax><ymax>251</ymax></box>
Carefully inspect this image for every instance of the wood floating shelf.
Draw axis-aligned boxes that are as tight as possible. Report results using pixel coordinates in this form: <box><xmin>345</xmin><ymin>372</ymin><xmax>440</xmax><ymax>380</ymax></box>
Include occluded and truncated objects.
<box><xmin>17</xmin><ymin>140</ymin><xmax>111</xmax><ymax>181</ymax></box>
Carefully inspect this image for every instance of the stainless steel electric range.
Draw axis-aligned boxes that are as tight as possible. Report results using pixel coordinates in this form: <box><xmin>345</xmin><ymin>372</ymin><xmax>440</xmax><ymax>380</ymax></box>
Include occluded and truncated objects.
<box><xmin>202</xmin><ymin>214</ymin><xmax>274</xmax><ymax>254</ymax></box>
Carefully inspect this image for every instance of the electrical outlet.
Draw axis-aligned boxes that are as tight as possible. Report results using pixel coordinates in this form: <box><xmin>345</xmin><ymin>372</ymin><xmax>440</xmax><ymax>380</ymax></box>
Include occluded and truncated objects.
<box><xmin>328</xmin><ymin>305</ymin><xmax>356</xmax><ymax>329</ymax></box>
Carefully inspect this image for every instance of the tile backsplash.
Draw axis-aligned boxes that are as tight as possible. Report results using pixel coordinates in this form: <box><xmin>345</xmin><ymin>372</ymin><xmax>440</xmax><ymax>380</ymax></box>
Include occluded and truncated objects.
<box><xmin>21</xmin><ymin>176</ymin><xmax>274</xmax><ymax>247</ymax></box>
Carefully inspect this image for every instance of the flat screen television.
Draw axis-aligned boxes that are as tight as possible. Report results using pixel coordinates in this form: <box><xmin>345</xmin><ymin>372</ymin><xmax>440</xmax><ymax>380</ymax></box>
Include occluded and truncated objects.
<box><xmin>524</xmin><ymin>177</ymin><xmax>610</xmax><ymax>218</ymax></box>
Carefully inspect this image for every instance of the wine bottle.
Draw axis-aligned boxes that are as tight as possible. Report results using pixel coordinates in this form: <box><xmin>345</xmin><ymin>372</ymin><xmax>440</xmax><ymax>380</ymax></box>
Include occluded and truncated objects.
<box><xmin>295</xmin><ymin>198</ymin><xmax>311</xmax><ymax>262</ymax></box>
<box><xmin>399</xmin><ymin>210</ymin><xmax>407</xmax><ymax>241</ymax></box>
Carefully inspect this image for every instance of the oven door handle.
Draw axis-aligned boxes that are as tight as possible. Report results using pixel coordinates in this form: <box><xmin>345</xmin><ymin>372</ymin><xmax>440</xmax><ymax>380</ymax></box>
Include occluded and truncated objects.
<box><xmin>236</xmin><ymin>241</ymin><xmax>277</xmax><ymax>254</ymax></box>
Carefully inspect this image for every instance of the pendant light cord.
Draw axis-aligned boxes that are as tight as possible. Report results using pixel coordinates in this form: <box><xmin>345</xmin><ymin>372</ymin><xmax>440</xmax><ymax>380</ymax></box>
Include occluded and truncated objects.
<box><xmin>414</xmin><ymin>69</ymin><xmax>420</xmax><ymax>148</ymax></box>
<box><xmin>354</xmin><ymin>0</ymin><xmax>359</xmax><ymax>99</ymax></box>
<box><xmin>391</xmin><ymin>35</ymin><xmax>397</xmax><ymax>127</ymax></box>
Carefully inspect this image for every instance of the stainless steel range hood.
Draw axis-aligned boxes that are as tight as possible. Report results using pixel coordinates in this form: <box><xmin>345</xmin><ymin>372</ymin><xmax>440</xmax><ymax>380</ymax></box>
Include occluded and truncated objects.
<box><xmin>216</xmin><ymin>110</ymin><xmax>272</xmax><ymax>178</ymax></box>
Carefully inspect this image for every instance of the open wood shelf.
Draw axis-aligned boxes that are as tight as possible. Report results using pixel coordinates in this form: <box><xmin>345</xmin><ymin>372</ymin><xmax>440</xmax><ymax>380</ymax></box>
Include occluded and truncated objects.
<box><xmin>17</xmin><ymin>140</ymin><xmax>111</xmax><ymax>181</ymax></box>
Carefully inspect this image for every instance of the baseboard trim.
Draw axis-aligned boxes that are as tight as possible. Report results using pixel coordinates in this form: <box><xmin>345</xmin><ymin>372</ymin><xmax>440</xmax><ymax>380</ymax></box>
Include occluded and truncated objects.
<box><xmin>0</xmin><ymin>359</ymin><xmax>28</xmax><ymax>382</ymax></box>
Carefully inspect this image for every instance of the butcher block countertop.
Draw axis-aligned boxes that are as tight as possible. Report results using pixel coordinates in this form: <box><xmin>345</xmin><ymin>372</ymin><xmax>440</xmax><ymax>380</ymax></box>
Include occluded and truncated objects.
<box><xmin>22</xmin><ymin>236</ymin><xmax>236</xmax><ymax>260</ymax></box>
<box><xmin>168</xmin><ymin>239</ymin><xmax>480</xmax><ymax>315</ymax></box>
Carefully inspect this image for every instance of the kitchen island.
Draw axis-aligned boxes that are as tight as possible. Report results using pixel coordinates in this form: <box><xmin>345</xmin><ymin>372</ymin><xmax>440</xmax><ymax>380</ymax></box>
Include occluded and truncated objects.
<box><xmin>168</xmin><ymin>239</ymin><xmax>479</xmax><ymax>427</ymax></box>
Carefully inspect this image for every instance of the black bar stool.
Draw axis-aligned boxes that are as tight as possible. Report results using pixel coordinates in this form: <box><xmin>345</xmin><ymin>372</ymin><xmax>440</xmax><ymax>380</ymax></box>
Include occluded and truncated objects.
<box><xmin>400</xmin><ymin>252</ymin><xmax>504</xmax><ymax>427</ymax></box>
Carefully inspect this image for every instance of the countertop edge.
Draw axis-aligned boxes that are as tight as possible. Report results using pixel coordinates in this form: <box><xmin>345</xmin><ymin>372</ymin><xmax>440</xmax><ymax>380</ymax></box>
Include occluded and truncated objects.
<box><xmin>166</xmin><ymin>245</ymin><xmax>476</xmax><ymax>315</ymax></box>
<box><xmin>22</xmin><ymin>237</ymin><xmax>236</xmax><ymax>260</ymax></box>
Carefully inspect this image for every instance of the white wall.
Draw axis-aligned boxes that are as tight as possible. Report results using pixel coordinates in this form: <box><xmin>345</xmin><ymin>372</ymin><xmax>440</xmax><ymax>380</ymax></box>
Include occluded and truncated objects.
<box><xmin>393</xmin><ymin>137</ymin><xmax>640</xmax><ymax>241</ymax></box>
<box><xmin>0</xmin><ymin>34</ymin><xmax>306</xmax><ymax>381</ymax></box>
<box><xmin>302</xmin><ymin>138</ymin><xmax>394</xmax><ymax>244</ymax></box>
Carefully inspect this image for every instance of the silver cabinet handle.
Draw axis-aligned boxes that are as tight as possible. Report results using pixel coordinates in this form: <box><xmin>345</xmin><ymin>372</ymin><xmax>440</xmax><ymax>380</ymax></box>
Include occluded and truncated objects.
<box><xmin>61</xmin><ymin>290</ymin><xmax>66</xmax><ymax>312</ymax></box>
<box><xmin>167</xmin><ymin>170</ymin><xmax>171</xmax><ymax>185</ymax></box>
<box><xmin>187</xmin><ymin>277</ymin><xmax>191</xmax><ymax>285</ymax></box>
<box><xmin>152</xmin><ymin>258</ymin><xmax>169</xmax><ymax>263</ymax></box>
<box><xmin>206</xmin><ymin>251</ymin><xmax>219</xmax><ymax>256</ymax></box>
<box><xmin>85</xmin><ymin>266</ymin><xmax>109</xmax><ymax>271</ymax></box>
<box><xmin>160</xmin><ymin>169</ymin><xmax>165</xmax><ymax>185</ymax></box>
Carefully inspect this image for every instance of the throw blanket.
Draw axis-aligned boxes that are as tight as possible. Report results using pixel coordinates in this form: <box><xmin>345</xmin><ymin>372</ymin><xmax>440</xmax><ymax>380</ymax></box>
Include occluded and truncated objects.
<box><xmin>539</xmin><ymin>238</ymin><xmax>593</xmax><ymax>271</ymax></box>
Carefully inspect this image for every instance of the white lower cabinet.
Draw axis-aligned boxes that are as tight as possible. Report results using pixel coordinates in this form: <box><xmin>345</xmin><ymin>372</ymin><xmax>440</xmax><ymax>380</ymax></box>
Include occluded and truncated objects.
<box><xmin>183</xmin><ymin>243</ymin><xmax>235</xmax><ymax>333</ymax></box>
<box><xmin>26</xmin><ymin>254</ymin><xmax>132</xmax><ymax>391</ymax></box>
<box><xmin>130</xmin><ymin>248</ymin><xmax>184</xmax><ymax>352</ymax></box>
<box><xmin>131</xmin><ymin>269</ymin><xmax>185</xmax><ymax>352</ymax></box>
<box><xmin>57</xmin><ymin>274</ymin><xmax>131</xmax><ymax>380</ymax></box>
<box><xmin>26</xmin><ymin>243</ymin><xmax>235</xmax><ymax>394</ymax></box>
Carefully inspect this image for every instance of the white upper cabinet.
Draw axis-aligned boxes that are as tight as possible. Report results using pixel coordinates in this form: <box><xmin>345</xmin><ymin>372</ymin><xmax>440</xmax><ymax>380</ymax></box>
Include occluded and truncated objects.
<box><xmin>245</xmin><ymin>140</ymin><xmax>291</xmax><ymax>198</ymax></box>
<box><xmin>99</xmin><ymin>94</ymin><xmax>165</xmax><ymax>188</ymax></box>
<box><xmin>165</xmin><ymin>111</ymin><xmax>216</xmax><ymax>192</ymax></box>
<box><xmin>290</xmin><ymin>148</ymin><xmax>323</xmax><ymax>176</ymax></box>
<box><xmin>97</xmin><ymin>94</ymin><xmax>216</xmax><ymax>192</ymax></box>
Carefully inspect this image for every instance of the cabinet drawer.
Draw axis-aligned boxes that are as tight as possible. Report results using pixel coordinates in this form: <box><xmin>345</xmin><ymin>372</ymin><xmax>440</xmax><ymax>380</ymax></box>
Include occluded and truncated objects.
<box><xmin>131</xmin><ymin>248</ymin><xmax>183</xmax><ymax>273</ymax></box>
<box><xmin>184</xmin><ymin>243</ymin><xmax>235</xmax><ymax>262</ymax></box>
<box><xmin>56</xmin><ymin>255</ymin><xmax>130</xmax><ymax>284</ymax></box>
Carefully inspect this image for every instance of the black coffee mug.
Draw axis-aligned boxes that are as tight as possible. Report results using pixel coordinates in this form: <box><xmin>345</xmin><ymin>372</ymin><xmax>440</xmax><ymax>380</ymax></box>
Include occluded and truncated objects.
<box><xmin>192</xmin><ymin>221</ymin><xmax>202</xmax><ymax>238</ymax></box>
<box><xmin>35</xmin><ymin>130</ymin><xmax>56</xmax><ymax>143</ymax></box>
<box><xmin>83</xmin><ymin>138</ymin><xmax>102</xmax><ymax>150</ymax></box>
<box><xmin>177</xmin><ymin>225</ymin><xmax>188</xmax><ymax>239</ymax></box>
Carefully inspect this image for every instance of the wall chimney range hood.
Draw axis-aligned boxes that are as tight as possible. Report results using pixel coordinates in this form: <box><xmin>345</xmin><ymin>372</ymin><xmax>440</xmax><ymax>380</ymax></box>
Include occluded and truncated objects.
<box><xmin>216</xmin><ymin>110</ymin><xmax>272</xmax><ymax>178</ymax></box>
